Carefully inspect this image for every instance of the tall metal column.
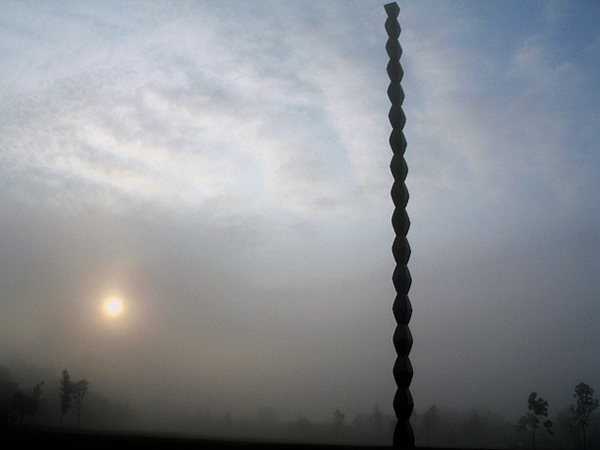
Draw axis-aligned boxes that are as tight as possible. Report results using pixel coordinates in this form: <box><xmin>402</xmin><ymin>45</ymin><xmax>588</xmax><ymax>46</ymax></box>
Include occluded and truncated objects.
<box><xmin>385</xmin><ymin>2</ymin><xmax>415</xmax><ymax>447</ymax></box>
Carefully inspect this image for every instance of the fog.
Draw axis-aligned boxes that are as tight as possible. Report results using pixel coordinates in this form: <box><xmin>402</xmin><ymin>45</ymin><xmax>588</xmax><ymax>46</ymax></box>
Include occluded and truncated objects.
<box><xmin>1</xmin><ymin>1</ymin><xmax>600</xmax><ymax>446</ymax></box>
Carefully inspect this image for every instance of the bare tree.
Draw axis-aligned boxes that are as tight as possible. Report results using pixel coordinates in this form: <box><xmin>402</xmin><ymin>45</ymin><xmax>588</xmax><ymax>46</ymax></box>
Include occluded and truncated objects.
<box><xmin>571</xmin><ymin>382</ymin><xmax>599</xmax><ymax>450</ymax></box>
<box><xmin>11</xmin><ymin>381</ymin><xmax>44</xmax><ymax>424</ymax></box>
<box><xmin>333</xmin><ymin>409</ymin><xmax>345</xmax><ymax>427</ymax></box>
<box><xmin>59</xmin><ymin>369</ymin><xmax>73</xmax><ymax>426</ymax></box>
<box><xmin>72</xmin><ymin>379</ymin><xmax>89</xmax><ymax>429</ymax></box>
<box><xmin>333</xmin><ymin>409</ymin><xmax>345</xmax><ymax>439</ymax></box>
<box><xmin>556</xmin><ymin>407</ymin><xmax>578</xmax><ymax>449</ymax></box>
<box><xmin>423</xmin><ymin>405</ymin><xmax>439</xmax><ymax>446</ymax></box>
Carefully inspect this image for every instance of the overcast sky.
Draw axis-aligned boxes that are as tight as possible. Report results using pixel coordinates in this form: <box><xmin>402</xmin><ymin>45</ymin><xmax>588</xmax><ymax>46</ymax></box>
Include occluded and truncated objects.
<box><xmin>1</xmin><ymin>0</ymin><xmax>599</xmax><ymax>428</ymax></box>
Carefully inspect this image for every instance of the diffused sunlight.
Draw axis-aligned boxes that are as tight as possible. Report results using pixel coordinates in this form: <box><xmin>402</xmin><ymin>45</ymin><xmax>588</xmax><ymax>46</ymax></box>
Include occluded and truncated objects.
<box><xmin>103</xmin><ymin>296</ymin><xmax>125</xmax><ymax>318</ymax></box>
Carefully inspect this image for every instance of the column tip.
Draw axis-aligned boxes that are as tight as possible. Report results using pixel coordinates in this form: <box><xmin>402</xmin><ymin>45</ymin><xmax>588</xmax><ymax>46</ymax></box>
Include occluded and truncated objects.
<box><xmin>384</xmin><ymin>2</ymin><xmax>400</xmax><ymax>16</ymax></box>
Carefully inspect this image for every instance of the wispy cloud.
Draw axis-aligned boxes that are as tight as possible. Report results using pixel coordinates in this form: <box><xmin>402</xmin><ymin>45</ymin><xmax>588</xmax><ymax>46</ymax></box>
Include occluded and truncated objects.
<box><xmin>1</xmin><ymin>1</ymin><xmax>391</xmax><ymax>226</ymax></box>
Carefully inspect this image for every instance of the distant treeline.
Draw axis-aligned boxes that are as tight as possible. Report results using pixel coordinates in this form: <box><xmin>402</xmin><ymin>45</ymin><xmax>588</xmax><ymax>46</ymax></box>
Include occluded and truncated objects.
<box><xmin>0</xmin><ymin>361</ymin><xmax>132</xmax><ymax>431</ymax></box>
<box><xmin>151</xmin><ymin>404</ymin><xmax>394</xmax><ymax>446</ymax></box>
<box><xmin>4</xmin><ymin>358</ymin><xmax>599</xmax><ymax>448</ymax></box>
<box><xmin>0</xmin><ymin>359</ymin><xmax>392</xmax><ymax>445</ymax></box>
<box><xmin>413</xmin><ymin>384</ymin><xmax>600</xmax><ymax>449</ymax></box>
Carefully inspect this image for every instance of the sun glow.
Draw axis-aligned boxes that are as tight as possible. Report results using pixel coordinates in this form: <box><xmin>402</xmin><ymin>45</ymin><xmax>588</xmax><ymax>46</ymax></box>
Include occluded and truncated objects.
<box><xmin>103</xmin><ymin>296</ymin><xmax>125</xmax><ymax>317</ymax></box>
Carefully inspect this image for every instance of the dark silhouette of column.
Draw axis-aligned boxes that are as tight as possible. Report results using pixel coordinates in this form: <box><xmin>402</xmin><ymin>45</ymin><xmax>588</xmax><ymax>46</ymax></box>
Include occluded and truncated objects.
<box><xmin>385</xmin><ymin>2</ymin><xmax>415</xmax><ymax>448</ymax></box>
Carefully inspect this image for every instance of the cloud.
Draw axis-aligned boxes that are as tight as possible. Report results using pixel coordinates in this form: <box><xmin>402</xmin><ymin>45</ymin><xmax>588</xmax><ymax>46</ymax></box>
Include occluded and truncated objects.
<box><xmin>398</xmin><ymin>1</ymin><xmax>600</xmax><ymax>253</ymax></box>
<box><xmin>2</xmin><ymin>1</ymin><xmax>600</xmax><ymax>436</ymax></box>
<box><xmin>1</xmin><ymin>1</ymin><xmax>393</xmax><ymax>227</ymax></box>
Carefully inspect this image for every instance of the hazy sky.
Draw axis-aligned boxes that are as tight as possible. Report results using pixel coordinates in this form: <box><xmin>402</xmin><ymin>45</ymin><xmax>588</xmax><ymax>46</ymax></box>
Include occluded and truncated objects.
<box><xmin>1</xmin><ymin>0</ymin><xmax>599</xmax><ymax>426</ymax></box>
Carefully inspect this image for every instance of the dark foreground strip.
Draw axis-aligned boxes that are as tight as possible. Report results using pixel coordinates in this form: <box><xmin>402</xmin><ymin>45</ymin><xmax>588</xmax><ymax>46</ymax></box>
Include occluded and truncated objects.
<box><xmin>2</xmin><ymin>428</ymin><xmax>395</xmax><ymax>450</ymax></box>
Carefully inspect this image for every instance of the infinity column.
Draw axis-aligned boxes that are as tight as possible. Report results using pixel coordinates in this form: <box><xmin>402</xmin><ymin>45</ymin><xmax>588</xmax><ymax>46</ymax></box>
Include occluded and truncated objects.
<box><xmin>385</xmin><ymin>2</ymin><xmax>415</xmax><ymax>448</ymax></box>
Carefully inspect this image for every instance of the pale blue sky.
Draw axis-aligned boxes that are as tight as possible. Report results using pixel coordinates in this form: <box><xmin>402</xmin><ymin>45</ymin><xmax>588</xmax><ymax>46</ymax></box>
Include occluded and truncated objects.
<box><xmin>1</xmin><ymin>0</ymin><xmax>599</xmax><ymax>430</ymax></box>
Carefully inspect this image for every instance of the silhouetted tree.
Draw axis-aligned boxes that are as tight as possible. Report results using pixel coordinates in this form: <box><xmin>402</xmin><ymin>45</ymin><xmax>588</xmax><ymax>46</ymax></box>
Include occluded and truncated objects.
<box><xmin>556</xmin><ymin>407</ymin><xmax>578</xmax><ymax>449</ymax></box>
<box><xmin>571</xmin><ymin>382</ymin><xmax>599</xmax><ymax>450</ymax></box>
<box><xmin>0</xmin><ymin>367</ymin><xmax>19</xmax><ymax>425</ymax></box>
<box><xmin>72</xmin><ymin>379</ymin><xmax>89</xmax><ymax>429</ymax></box>
<box><xmin>517</xmin><ymin>392</ymin><xmax>553</xmax><ymax>450</ymax></box>
<box><xmin>59</xmin><ymin>369</ymin><xmax>73</xmax><ymax>426</ymax></box>
<box><xmin>463</xmin><ymin>411</ymin><xmax>486</xmax><ymax>447</ymax></box>
<box><xmin>423</xmin><ymin>405</ymin><xmax>439</xmax><ymax>446</ymax></box>
<box><xmin>334</xmin><ymin>409</ymin><xmax>345</xmax><ymax>427</ymax></box>
<box><xmin>294</xmin><ymin>415</ymin><xmax>311</xmax><ymax>437</ymax></box>
<box><xmin>373</xmin><ymin>405</ymin><xmax>383</xmax><ymax>436</ymax></box>
<box><xmin>11</xmin><ymin>381</ymin><xmax>44</xmax><ymax>424</ymax></box>
<box><xmin>333</xmin><ymin>409</ymin><xmax>345</xmax><ymax>439</ymax></box>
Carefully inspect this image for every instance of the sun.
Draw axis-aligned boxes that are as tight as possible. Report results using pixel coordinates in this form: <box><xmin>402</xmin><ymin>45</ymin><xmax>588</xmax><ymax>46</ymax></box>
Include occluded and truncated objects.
<box><xmin>103</xmin><ymin>296</ymin><xmax>125</xmax><ymax>317</ymax></box>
